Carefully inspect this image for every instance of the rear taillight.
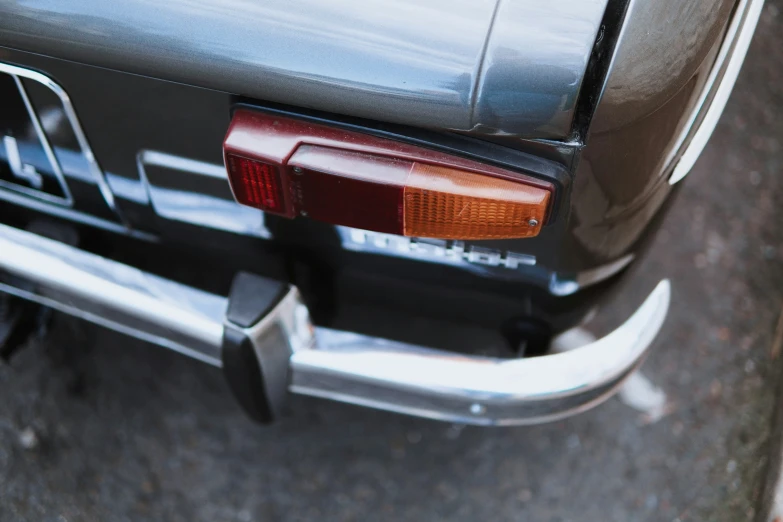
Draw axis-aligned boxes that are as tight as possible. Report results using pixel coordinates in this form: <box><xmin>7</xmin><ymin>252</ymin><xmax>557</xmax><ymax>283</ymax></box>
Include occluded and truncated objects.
<box><xmin>223</xmin><ymin>110</ymin><xmax>552</xmax><ymax>240</ymax></box>
<box><xmin>225</xmin><ymin>155</ymin><xmax>285</xmax><ymax>213</ymax></box>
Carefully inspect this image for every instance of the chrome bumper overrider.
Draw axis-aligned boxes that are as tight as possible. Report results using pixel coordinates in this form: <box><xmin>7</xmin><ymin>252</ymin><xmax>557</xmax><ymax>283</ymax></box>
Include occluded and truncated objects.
<box><xmin>0</xmin><ymin>223</ymin><xmax>670</xmax><ymax>426</ymax></box>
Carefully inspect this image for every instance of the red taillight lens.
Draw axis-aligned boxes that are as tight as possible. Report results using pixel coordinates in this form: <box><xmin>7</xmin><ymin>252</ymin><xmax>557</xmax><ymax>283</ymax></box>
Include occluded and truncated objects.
<box><xmin>223</xmin><ymin>110</ymin><xmax>553</xmax><ymax>239</ymax></box>
<box><xmin>225</xmin><ymin>154</ymin><xmax>286</xmax><ymax>214</ymax></box>
<box><xmin>288</xmin><ymin>146</ymin><xmax>406</xmax><ymax>234</ymax></box>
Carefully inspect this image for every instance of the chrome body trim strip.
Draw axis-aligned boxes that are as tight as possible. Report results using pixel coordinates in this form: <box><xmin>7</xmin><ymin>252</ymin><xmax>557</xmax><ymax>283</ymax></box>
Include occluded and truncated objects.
<box><xmin>13</xmin><ymin>74</ymin><xmax>72</xmax><ymax>205</ymax></box>
<box><xmin>668</xmin><ymin>0</ymin><xmax>765</xmax><ymax>184</ymax></box>
<box><xmin>0</xmin><ymin>61</ymin><xmax>120</xmax><ymax>216</ymax></box>
<box><xmin>136</xmin><ymin>150</ymin><xmax>271</xmax><ymax>238</ymax></box>
<box><xmin>0</xmin><ymin>223</ymin><xmax>670</xmax><ymax>425</ymax></box>
<box><xmin>139</xmin><ymin>150</ymin><xmax>227</xmax><ymax>180</ymax></box>
<box><xmin>0</xmin><ymin>186</ymin><xmax>156</xmax><ymax>241</ymax></box>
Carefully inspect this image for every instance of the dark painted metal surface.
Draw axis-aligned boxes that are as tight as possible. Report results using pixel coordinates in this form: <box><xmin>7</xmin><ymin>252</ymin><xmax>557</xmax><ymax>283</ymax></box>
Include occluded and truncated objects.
<box><xmin>0</xmin><ymin>0</ymin><xmax>606</xmax><ymax>140</ymax></box>
<box><xmin>558</xmin><ymin>0</ymin><xmax>739</xmax><ymax>272</ymax></box>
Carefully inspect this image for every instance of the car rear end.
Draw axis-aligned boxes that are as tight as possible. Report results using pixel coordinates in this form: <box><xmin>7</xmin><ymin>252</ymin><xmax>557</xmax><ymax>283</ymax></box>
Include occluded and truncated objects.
<box><xmin>0</xmin><ymin>0</ymin><xmax>763</xmax><ymax>424</ymax></box>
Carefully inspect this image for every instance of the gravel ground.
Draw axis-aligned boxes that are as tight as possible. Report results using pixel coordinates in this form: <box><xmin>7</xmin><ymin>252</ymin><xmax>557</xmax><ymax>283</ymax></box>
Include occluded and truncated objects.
<box><xmin>1</xmin><ymin>4</ymin><xmax>783</xmax><ymax>522</ymax></box>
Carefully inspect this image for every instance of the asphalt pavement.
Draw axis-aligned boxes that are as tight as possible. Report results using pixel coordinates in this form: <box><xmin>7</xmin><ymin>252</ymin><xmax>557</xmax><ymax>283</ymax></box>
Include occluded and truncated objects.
<box><xmin>1</xmin><ymin>4</ymin><xmax>783</xmax><ymax>521</ymax></box>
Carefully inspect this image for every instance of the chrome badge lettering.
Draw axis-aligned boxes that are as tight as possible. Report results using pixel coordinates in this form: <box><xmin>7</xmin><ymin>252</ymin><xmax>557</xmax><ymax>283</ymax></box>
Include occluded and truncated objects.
<box><xmin>338</xmin><ymin>227</ymin><xmax>536</xmax><ymax>271</ymax></box>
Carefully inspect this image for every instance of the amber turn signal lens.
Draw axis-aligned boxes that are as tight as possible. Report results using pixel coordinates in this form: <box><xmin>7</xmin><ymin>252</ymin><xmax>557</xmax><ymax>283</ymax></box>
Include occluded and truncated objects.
<box><xmin>403</xmin><ymin>163</ymin><xmax>549</xmax><ymax>240</ymax></box>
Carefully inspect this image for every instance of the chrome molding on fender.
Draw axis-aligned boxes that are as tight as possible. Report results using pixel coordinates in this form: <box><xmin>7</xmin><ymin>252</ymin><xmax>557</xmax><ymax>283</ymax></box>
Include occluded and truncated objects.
<box><xmin>667</xmin><ymin>0</ymin><xmax>765</xmax><ymax>184</ymax></box>
<box><xmin>0</xmin><ymin>223</ymin><xmax>671</xmax><ymax>425</ymax></box>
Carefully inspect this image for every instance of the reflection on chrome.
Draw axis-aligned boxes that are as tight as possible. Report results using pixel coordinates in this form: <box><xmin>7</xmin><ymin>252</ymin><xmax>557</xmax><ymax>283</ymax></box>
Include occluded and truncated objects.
<box><xmin>137</xmin><ymin>150</ymin><xmax>271</xmax><ymax>238</ymax></box>
<box><xmin>340</xmin><ymin>226</ymin><xmax>635</xmax><ymax>296</ymax></box>
<box><xmin>0</xmin><ymin>222</ymin><xmax>671</xmax><ymax>425</ymax></box>
<box><xmin>291</xmin><ymin>280</ymin><xmax>670</xmax><ymax>425</ymax></box>
<box><xmin>3</xmin><ymin>136</ymin><xmax>44</xmax><ymax>189</ymax></box>
<box><xmin>0</xmin><ymin>222</ymin><xmax>225</xmax><ymax>366</ymax></box>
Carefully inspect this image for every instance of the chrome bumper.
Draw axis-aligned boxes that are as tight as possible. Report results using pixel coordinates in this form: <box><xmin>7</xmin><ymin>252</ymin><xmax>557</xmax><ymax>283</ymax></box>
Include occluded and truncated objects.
<box><xmin>0</xmin><ymin>223</ymin><xmax>670</xmax><ymax>426</ymax></box>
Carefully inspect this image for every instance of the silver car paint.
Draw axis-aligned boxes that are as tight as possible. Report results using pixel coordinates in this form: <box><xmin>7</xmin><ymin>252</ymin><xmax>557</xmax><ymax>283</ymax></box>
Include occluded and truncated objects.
<box><xmin>0</xmin><ymin>0</ymin><xmax>607</xmax><ymax>140</ymax></box>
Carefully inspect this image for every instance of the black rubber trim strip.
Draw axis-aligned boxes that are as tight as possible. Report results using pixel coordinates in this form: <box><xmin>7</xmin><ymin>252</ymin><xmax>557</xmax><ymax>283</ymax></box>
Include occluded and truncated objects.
<box><xmin>569</xmin><ymin>0</ymin><xmax>632</xmax><ymax>143</ymax></box>
<box><xmin>222</xmin><ymin>272</ymin><xmax>289</xmax><ymax>423</ymax></box>
<box><xmin>221</xmin><ymin>325</ymin><xmax>275</xmax><ymax>423</ymax></box>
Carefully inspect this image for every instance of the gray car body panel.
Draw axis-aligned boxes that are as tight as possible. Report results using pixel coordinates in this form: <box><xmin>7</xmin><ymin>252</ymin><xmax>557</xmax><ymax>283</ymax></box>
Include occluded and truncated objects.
<box><xmin>0</xmin><ymin>0</ymin><xmax>607</xmax><ymax>140</ymax></box>
<box><xmin>0</xmin><ymin>0</ymin><xmax>753</xmax><ymax>291</ymax></box>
